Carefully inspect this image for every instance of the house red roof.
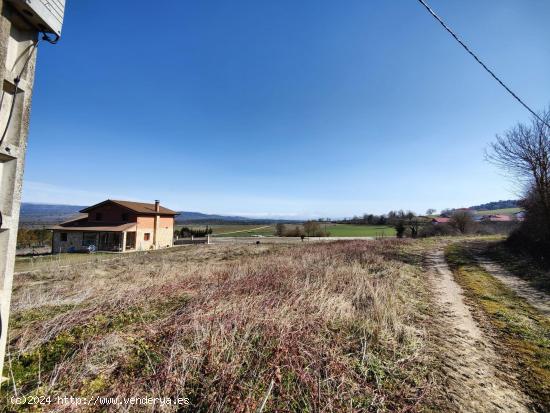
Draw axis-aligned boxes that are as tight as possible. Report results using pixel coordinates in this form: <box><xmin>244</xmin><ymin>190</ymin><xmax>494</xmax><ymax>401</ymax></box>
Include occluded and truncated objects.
<box><xmin>80</xmin><ymin>199</ymin><xmax>178</xmax><ymax>215</ymax></box>
<box><xmin>432</xmin><ymin>217</ymin><xmax>451</xmax><ymax>223</ymax></box>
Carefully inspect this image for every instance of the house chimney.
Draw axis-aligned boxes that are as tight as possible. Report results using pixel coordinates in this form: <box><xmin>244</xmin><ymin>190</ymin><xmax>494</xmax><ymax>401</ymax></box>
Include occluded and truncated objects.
<box><xmin>153</xmin><ymin>200</ymin><xmax>160</xmax><ymax>248</ymax></box>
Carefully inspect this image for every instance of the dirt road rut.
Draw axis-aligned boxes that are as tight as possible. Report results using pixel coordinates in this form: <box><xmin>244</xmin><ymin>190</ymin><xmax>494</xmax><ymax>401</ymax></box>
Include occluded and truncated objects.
<box><xmin>428</xmin><ymin>250</ymin><xmax>532</xmax><ymax>412</ymax></box>
<box><xmin>474</xmin><ymin>255</ymin><xmax>550</xmax><ymax>316</ymax></box>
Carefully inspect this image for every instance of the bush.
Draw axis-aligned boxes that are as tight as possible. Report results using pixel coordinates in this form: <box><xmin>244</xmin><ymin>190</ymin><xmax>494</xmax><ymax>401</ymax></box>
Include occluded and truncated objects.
<box><xmin>17</xmin><ymin>228</ymin><xmax>52</xmax><ymax>249</ymax></box>
<box><xmin>283</xmin><ymin>225</ymin><xmax>305</xmax><ymax>237</ymax></box>
<box><xmin>275</xmin><ymin>223</ymin><xmax>285</xmax><ymax>236</ymax></box>
<box><xmin>419</xmin><ymin>223</ymin><xmax>458</xmax><ymax>237</ymax></box>
<box><xmin>476</xmin><ymin>222</ymin><xmax>518</xmax><ymax>235</ymax></box>
<box><xmin>395</xmin><ymin>221</ymin><xmax>405</xmax><ymax>238</ymax></box>
<box><xmin>179</xmin><ymin>226</ymin><xmax>212</xmax><ymax>238</ymax></box>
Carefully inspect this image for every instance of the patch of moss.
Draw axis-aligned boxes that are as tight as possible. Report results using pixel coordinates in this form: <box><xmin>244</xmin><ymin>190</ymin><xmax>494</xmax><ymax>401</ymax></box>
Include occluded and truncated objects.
<box><xmin>9</xmin><ymin>304</ymin><xmax>76</xmax><ymax>331</ymax></box>
<box><xmin>445</xmin><ymin>243</ymin><xmax>550</xmax><ymax>411</ymax></box>
<box><xmin>80</xmin><ymin>373</ymin><xmax>110</xmax><ymax>395</ymax></box>
<box><xmin>8</xmin><ymin>330</ymin><xmax>78</xmax><ymax>391</ymax></box>
<box><xmin>2</xmin><ymin>294</ymin><xmax>191</xmax><ymax>404</ymax></box>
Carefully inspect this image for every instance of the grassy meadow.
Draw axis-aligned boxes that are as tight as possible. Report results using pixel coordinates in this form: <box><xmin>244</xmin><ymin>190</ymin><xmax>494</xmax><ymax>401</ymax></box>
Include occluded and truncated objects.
<box><xmin>324</xmin><ymin>223</ymin><xmax>396</xmax><ymax>237</ymax></box>
<box><xmin>3</xmin><ymin>240</ymin><xmax>448</xmax><ymax>412</ymax></box>
<box><xmin>178</xmin><ymin>223</ymin><xmax>397</xmax><ymax>238</ymax></box>
<box><xmin>472</xmin><ymin>207</ymin><xmax>521</xmax><ymax>215</ymax></box>
<box><xmin>176</xmin><ymin>224</ymin><xmax>275</xmax><ymax>237</ymax></box>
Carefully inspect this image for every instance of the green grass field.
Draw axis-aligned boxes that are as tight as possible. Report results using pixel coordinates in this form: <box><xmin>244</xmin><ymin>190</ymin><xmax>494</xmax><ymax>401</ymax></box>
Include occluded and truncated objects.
<box><xmin>177</xmin><ymin>223</ymin><xmax>396</xmax><ymax>237</ymax></box>
<box><xmin>212</xmin><ymin>225</ymin><xmax>275</xmax><ymax>237</ymax></box>
<box><xmin>472</xmin><ymin>207</ymin><xmax>521</xmax><ymax>215</ymax></box>
<box><xmin>177</xmin><ymin>224</ymin><xmax>276</xmax><ymax>237</ymax></box>
<box><xmin>325</xmin><ymin>224</ymin><xmax>396</xmax><ymax>237</ymax></box>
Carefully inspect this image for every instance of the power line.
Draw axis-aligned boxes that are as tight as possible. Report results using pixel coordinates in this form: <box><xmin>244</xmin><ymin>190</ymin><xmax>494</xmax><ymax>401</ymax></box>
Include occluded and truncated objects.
<box><xmin>0</xmin><ymin>32</ymin><xmax>56</xmax><ymax>147</ymax></box>
<box><xmin>0</xmin><ymin>39</ymin><xmax>39</xmax><ymax>146</ymax></box>
<box><xmin>416</xmin><ymin>0</ymin><xmax>550</xmax><ymax>128</ymax></box>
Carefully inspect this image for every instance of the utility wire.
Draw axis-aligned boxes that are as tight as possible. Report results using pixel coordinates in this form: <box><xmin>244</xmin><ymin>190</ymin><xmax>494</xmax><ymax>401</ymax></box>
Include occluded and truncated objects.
<box><xmin>416</xmin><ymin>0</ymin><xmax>550</xmax><ymax>128</ymax></box>
<box><xmin>0</xmin><ymin>38</ymin><xmax>40</xmax><ymax>146</ymax></box>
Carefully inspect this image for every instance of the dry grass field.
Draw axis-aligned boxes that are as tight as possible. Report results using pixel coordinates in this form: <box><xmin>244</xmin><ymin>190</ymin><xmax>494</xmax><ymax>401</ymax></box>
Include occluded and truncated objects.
<box><xmin>4</xmin><ymin>238</ymin><xmax>548</xmax><ymax>412</ymax></box>
<box><xmin>3</xmin><ymin>240</ymin><xmax>448</xmax><ymax>412</ymax></box>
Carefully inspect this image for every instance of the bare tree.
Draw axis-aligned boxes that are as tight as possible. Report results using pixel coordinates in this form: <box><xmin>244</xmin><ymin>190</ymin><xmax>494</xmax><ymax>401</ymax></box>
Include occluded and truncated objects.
<box><xmin>303</xmin><ymin>221</ymin><xmax>319</xmax><ymax>237</ymax></box>
<box><xmin>487</xmin><ymin>108</ymin><xmax>550</xmax><ymax>218</ymax></box>
<box><xmin>303</xmin><ymin>220</ymin><xmax>329</xmax><ymax>237</ymax></box>
<box><xmin>407</xmin><ymin>215</ymin><xmax>428</xmax><ymax>238</ymax></box>
<box><xmin>426</xmin><ymin>208</ymin><xmax>436</xmax><ymax>215</ymax></box>
<box><xmin>449</xmin><ymin>210</ymin><xmax>475</xmax><ymax>234</ymax></box>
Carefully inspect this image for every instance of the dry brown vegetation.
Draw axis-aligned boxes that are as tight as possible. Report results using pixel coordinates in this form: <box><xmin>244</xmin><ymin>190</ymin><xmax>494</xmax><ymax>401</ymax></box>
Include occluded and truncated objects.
<box><xmin>3</xmin><ymin>240</ymin><xmax>445</xmax><ymax>412</ymax></box>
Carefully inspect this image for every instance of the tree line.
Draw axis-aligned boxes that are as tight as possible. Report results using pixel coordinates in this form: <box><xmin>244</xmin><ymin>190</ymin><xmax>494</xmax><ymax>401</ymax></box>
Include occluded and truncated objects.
<box><xmin>176</xmin><ymin>226</ymin><xmax>213</xmax><ymax>238</ymax></box>
<box><xmin>337</xmin><ymin>214</ymin><xmax>388</xmax><ymax>225</ymax></box>
<box><xmin>275</xmin><ymin>221</ymin><xmax>329</xmax><ymax>237</ymax></box>
<box><xmin>342</xmin><ymin>209</ymin><xmax>514</xmax><ymax>239</ymax></box>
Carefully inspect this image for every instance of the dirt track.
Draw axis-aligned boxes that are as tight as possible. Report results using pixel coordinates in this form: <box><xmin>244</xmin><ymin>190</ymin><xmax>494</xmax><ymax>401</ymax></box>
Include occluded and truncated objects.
<box><xmin>474</xmin><ymin>255</ymin><xmax>550</xmax><ymax>316</ymax></box>
<box><xmin>428</xmin><ymin>250</ymin><xmax>532</xmax><ymax>412</ymax></box>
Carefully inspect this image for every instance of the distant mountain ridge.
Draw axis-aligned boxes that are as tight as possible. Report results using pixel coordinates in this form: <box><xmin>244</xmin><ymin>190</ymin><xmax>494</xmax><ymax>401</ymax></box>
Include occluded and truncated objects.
<box><xmin>18</xmin><ymin>203</ymin><xmax>296</xmax><ymax>226</ymax></box>
<box><xmin>468</xmin><ymin>200</ymin><xmax>519</xmax><ymax>211</ymax></box>
<box><xmin>177</xmin><ymin>211</ymin><xmax>255</xmax><ymax>222</ymax></box>
<box><xmin>20</xmin><ymin>203</ymin><xmax>85</xmax><ymax>225</ymax></box>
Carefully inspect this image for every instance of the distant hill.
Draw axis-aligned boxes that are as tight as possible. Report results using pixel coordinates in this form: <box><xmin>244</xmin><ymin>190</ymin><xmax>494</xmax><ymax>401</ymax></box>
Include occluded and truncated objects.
<box><xmin>18</xmin><ymin>203</ymin><xmax>297</xmax><ymax>227</ymax></box>
<box><xmin>468</xmin><ymin>200</ymin><xmax>519</xmax><ymax>211</ymax></box>
<box><xmin>20</xmin><ymin>203</ymin><xmax>85</xmax><ymax>226</ymax></box>
<box><xmin>176</xmin><ymin>211</ymin><xmax>256</xmax><ymax>223</ymax></box>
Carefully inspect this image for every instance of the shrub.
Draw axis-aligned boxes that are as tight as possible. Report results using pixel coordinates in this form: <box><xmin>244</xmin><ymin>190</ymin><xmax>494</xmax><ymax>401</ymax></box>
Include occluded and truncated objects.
<box><xmin>16</xmin><ymin>228</ymin><xmax>52</xmax><ymax>249</ymax></box>
<box><xmin>179</xmin><ymin>226</ymin><xmax>212</xmax><ymax>238</ymax></box>
<box><xmin>449</xmin><ymin>210</ymin><xmax>476</xmax><ymax>234</ymax></box>
<box><xmin>395</xmin><ymin>221</ymin><xmax>405</xmax><ymax>238</ymax></box>
<box><xmin>284</xmin><ymin>225</ymin><xmax>305</xmax><ymax>237</ymax></box>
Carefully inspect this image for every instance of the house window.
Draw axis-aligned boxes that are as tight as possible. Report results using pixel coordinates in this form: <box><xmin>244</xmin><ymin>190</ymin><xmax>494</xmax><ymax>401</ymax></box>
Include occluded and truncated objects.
<box><xmin>144</xmin><ymin>233</ymin><xmax>150</xmax><ymax>241</ymax></box>
<box><xmin>60</xmin><ymin>233</ymin><xmax>68</xmax><ymax>242</ymax></box>
<box><xmin>95</xmin><ymin>213</ymin><xmax>103</xmax><ymax>221</ymax></box>
<box><xmin>82</xmin><ymin>232</ymin><xmax>97</xmax><ymax>247</ymax></box>
<box><xmin>121</xmin><ymin>213</ymin><xmax>129</xmax><ymax>221</ymax></box>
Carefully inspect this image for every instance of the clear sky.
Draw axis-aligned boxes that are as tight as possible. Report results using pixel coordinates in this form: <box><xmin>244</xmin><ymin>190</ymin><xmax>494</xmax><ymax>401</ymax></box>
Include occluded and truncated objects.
<box><xmin>22</xmin><ymin>0</ymin><xmax>550</xmax><ymax>218</ymax></box>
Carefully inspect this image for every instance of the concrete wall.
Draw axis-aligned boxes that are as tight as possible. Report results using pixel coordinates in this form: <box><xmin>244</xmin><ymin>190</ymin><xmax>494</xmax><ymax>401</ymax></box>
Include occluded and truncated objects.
<box><xmin>156</xmin><ymin>217</ymin><xmax>174</xmax><ymax>249</ymax></box>
<box><xmin>0</xmin><ymin>1</ymin><xmax>39</xmax><ymax>379</ymax></box>
<box><xmin>136</xmin><ymin>216</ymin><xmax>154</xmax><ymax>250</ymax></box>
<box><xmin>136</xmin><ymin>215</ymin><xmax>174</xmax><ymax>250</ymax></box>
<box><xmin>136</xmin><ymin>228</ymin><xmax>154</xmax><ymax>250</ymax></box>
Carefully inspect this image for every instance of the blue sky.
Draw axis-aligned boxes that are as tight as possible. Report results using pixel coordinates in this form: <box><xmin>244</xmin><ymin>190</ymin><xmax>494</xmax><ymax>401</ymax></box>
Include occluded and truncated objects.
<box><xmin>23</xmin><ymin>0</ymin><xmax>550</xmax><ymax>218</ymax></box>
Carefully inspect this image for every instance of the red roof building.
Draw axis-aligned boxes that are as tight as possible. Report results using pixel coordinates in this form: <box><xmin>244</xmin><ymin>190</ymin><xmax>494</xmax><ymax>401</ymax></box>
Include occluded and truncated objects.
<box><xmin>50</xmin><ymin>199</ymin><xmax>178</xmax><ymax>253</ymax></box>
